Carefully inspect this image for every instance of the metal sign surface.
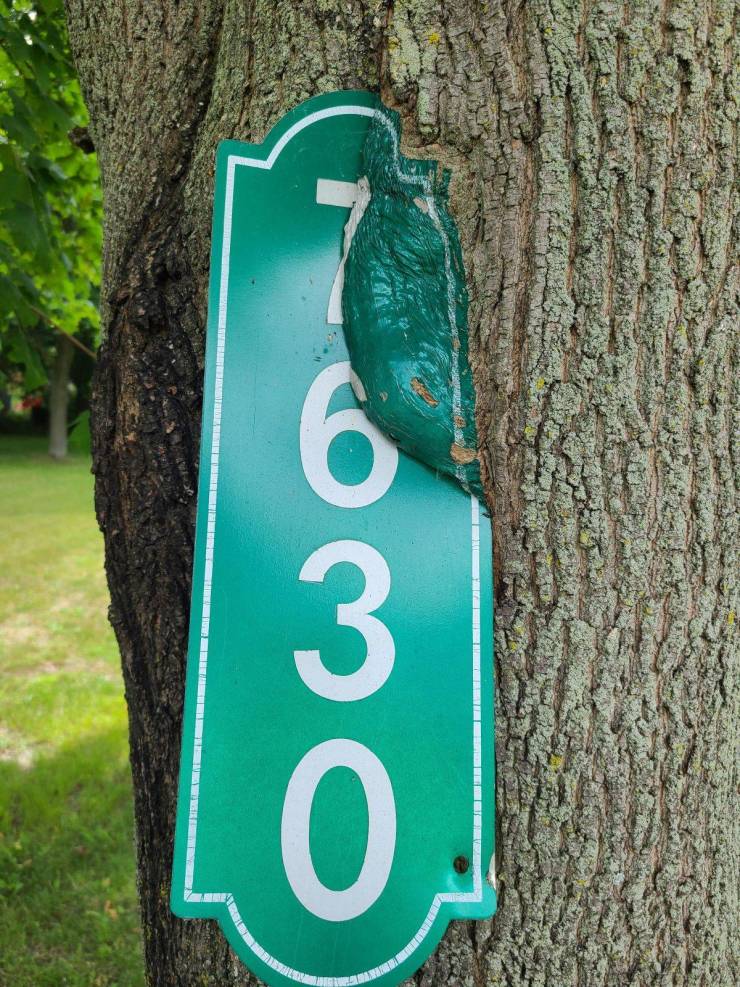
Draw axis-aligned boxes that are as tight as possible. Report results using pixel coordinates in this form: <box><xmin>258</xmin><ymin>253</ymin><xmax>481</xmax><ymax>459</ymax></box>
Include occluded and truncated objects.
<box><xmin>171</xmin><ymin>90</ymin><xmax>496</xmax><ymax>987</ymax></box>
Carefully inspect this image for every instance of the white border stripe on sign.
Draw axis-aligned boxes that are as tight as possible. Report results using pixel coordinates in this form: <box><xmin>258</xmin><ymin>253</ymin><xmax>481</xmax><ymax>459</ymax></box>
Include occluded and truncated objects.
<box><xmin>183</xmin><ymin>104</ymin><xmax>486</xmax><ymax>983</ymax></box>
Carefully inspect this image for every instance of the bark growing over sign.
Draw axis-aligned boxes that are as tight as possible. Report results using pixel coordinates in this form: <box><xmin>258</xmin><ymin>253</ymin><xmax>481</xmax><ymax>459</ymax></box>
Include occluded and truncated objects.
<box><xmin>65</xmin><ymin>2</ymin><xmax>738</xmax><ymax>985</ymax></box>
<box><xmin>342</xmin><ymin>110</ymin><xmax>483</xmax><ymax>496</ymax></box>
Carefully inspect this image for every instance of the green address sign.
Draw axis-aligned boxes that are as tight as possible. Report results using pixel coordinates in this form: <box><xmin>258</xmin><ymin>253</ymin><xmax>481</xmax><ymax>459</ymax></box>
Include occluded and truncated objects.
<box><xmin>171</xmin><ymin>90</ymin><xmax>496</xmax><ymax>986</ymax></box>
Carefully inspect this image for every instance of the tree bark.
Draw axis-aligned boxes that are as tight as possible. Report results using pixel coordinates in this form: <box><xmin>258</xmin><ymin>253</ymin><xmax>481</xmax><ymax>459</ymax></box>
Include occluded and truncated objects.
<box><xmin>65</xmin><ymin>2</ymin><xmax>738</xmax><ymax>985</ymax></box>
<box><xmin>48</xmin><ymin>333</ymin><xmax>74</xmax><ymax>459</ymax></box>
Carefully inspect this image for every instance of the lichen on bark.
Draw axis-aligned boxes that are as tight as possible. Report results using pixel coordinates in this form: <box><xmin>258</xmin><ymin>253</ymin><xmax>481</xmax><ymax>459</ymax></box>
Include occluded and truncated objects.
<box><xmin>65</xmin><ymin>0</ymin><xmax>738</xmax><ymax>984</ymax></box>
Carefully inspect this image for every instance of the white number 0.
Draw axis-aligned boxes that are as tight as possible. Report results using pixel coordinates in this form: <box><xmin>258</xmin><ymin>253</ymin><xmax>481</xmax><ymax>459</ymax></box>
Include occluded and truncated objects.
<box><xmin>299</xmin><ymin>362</ymin><xmax>398</xmax><ymax>509</ymax></box>
<box><xmin>294</xmin><ymin>540</ymin><xmax>394</xmax><ymax>702</ymax></box>
<box><xmin>281</xmin><ymin>739</ymin><xmax>396</xmax><ymax>922</ymax></box>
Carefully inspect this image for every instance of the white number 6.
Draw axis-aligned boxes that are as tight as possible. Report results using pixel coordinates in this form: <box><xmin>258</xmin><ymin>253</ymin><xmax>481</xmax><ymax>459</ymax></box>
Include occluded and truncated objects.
<box><xmin>299</xmin><ymin>362</ymin><xmax>398</xmax><ymax>508</ymax></box>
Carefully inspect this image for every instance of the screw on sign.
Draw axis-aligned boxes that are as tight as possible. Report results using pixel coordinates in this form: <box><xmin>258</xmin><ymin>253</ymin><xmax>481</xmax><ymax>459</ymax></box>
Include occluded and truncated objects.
<box><xmin>171</xmin><ymin>91</ymin><xmax>496</xmax><ymax>987</ymax></box>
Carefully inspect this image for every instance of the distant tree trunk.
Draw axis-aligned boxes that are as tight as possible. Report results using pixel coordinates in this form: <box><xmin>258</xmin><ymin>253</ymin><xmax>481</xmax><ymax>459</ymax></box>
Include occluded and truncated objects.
<box><xmin>48</xmin><ymin>334</ymin><xmax>74</xmax><ymax>459</ymax></box>
<box><xmin>65</xmin><ymin>2</ymin><xmax>738</xmax><ymax>985</ymax></box>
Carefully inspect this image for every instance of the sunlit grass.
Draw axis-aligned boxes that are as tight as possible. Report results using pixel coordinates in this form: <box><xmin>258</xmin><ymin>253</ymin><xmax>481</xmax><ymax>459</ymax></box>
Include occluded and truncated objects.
<box><xmin>0</xmin><ymin>435</ymin><xmax>144</xmax><ymax>987</ymax></box>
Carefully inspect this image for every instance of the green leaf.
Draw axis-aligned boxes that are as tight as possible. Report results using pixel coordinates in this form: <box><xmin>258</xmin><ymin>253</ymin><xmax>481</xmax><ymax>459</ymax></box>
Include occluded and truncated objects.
<box><xmin>0</xmin><ymin>104</ymin><xmax>38</xmax><ymax>147</ymax></box>
<box><xmin>0</xmin><ymin>144</ymin><xmax>36</xmax><ymax>208</ymax></box>
<box><xmin>0</xmin><ymin>272</ymin><xmax>37</xmax><ymax>324</ymax></box>
<box><xmin>4</xmin><ymin>323</ymin><xmax>48</xmax><ymax>390</ymax></box>
<box><xmin>0</xmin><ymin>201</ymin><xmax>51</xmax><ymax>260</ymax></box>
<box><xmin>68</xmin><ymin>409</ymin><xmax>91</xmax><ymax>453</ymax></box>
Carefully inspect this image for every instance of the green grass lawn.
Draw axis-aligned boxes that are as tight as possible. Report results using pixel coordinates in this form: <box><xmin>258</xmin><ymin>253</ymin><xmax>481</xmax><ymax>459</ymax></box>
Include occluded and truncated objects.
<box><xmin>0</xmin><ymin>435</ymin><xmax>144</xmax><ymax>987</ymax></box>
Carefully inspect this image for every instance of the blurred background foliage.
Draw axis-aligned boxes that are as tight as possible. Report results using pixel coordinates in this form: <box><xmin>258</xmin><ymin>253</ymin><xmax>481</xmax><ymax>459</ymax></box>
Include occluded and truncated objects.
<box><xmin>0</xmin><ymin>4</ymin><xmax>143</xmax><ymax>984</ymax></box>
<box><xmin>0</xmin><ymin>0</ymin><xmax>101</xmax><ymax>455</ymax></box>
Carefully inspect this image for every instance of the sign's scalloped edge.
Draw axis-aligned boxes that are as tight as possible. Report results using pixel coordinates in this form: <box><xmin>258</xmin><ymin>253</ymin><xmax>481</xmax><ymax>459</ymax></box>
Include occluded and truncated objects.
<box><xmin>170</xmin><ymin>89</ymin><xmax>496</xmax><ymax>987</ymax></box>
<box><xmin>214</xmin><ymin>89</ymin><xmax>382</xmax><ymax>168</ymax></box>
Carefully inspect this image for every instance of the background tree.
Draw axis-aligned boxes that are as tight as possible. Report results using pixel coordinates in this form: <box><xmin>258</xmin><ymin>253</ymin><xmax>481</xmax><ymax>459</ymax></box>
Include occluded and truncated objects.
<box><xmin>64</xmin><ymin>2</ymin><xmax>738</xmax><ymax>985</ymax></box>
<box><xmin>0</xmin><ymin>0</ymin><xmax>100</xmax><ymax>456</ymax></box>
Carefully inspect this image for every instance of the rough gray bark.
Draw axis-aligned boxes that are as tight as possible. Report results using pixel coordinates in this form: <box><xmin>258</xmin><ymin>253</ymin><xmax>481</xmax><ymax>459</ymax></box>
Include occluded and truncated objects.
<box><xmin>65</xmin><ymin>1</ymin><xmax>738</xmax><ymax>985</ymax></box>
<box><xmin>48</xmin><ymin>334</ymin><xmax>74</xmax><ymax>459</ymax></box>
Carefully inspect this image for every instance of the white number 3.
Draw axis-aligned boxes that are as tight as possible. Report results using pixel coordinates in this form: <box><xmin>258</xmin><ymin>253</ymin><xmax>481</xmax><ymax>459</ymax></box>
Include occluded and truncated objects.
<box><xmin>294</xmin><ymin>540</ymin><xmax>394</xmax><ymax>702</ymax></box>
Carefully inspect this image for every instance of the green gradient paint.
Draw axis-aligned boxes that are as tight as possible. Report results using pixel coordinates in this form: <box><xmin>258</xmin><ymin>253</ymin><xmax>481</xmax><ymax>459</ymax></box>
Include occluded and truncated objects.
<box><xmin>171</xmin><ymin>91</ymin><xmax>496</xmax><ymax>987</ymax></box>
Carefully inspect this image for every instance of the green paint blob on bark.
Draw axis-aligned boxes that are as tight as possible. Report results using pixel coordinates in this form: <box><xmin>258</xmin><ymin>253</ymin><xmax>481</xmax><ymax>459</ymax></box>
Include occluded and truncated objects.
<box><xmin>342</xmin><ymin>106</ymin><xmax>481</xmax><ymax>497</ymax></box>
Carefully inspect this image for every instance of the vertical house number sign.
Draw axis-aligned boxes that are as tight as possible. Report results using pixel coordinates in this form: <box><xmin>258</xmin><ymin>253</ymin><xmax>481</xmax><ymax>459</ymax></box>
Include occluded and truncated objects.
<box><xmin>171</xmin><ymin>91</ymin><xmax>496</xmax><ymax>986</ymax></box>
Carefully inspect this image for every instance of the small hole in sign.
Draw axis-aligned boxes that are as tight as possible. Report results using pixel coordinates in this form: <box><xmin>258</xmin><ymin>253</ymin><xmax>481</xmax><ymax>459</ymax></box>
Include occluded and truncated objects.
<box><xmin>453</xmin><ymin>855</ymin><xmax>469</xmax><ymax>874</ymax></box>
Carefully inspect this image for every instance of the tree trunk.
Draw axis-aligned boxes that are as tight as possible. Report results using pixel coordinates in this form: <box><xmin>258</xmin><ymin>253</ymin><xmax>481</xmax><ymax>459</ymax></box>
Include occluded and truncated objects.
<box><xmin>65</xmin><ymin>2</ymin><xmax>738</xmax><ymax>985</ymax></box>
<box><xmin>48</xmin><ymin>333</ymin><xmax>74</xmax><ymax>459</ymax></box>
